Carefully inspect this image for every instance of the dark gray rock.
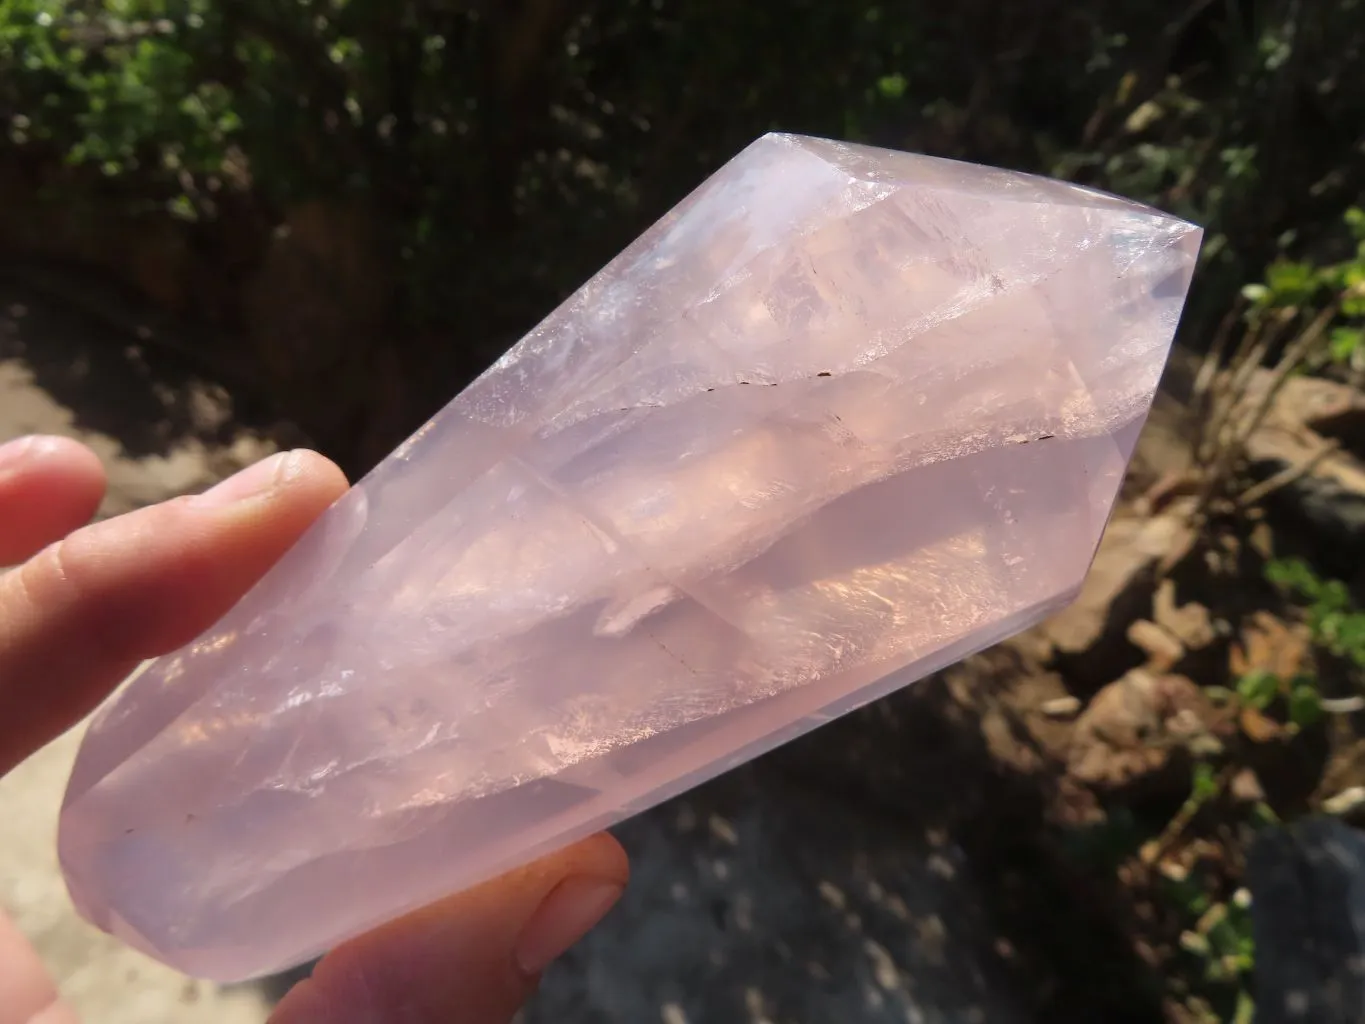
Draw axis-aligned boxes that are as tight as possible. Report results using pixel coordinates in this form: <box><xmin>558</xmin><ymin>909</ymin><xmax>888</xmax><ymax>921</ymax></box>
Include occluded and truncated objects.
<box><xmin>1248</xmin><ymin>817</ymin><xmax>1365</xmax><ymax>1023</ymax></box>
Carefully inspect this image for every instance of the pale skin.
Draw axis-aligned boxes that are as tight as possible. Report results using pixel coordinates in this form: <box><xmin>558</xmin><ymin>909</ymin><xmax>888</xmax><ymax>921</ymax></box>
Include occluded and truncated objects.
<box><xmin>0</xmin><ymin>435</ymin><xmax>629</xmax><ymax>1024</ymax></box>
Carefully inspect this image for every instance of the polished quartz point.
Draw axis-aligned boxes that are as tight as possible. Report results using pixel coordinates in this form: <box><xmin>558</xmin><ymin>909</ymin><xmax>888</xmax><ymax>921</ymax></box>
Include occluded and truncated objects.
<box><xmin>59</xmin><ymin>133</ymin><xmax>1202</xmax><ymax>981</ymax></box>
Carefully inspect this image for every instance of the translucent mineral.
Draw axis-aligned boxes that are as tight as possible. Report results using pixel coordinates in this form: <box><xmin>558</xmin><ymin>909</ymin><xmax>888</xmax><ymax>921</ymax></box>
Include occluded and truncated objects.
<box><xmin>58</xmin><ymin>133</ymin><xmax>1202</xmax><ymax>981</ymax></box>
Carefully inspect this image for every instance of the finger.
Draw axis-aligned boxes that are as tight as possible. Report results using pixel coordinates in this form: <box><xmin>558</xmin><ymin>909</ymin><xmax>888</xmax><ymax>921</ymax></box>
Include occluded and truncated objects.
<box><xmin>0</xmin><ymin>911</ymin><xmax>79</xmax><ymax>1024</ymax></box>
<box><xmin>271</xmin><ymin>832</ymin><xmax>629</xmax><ymax>1024</ymax></box>
<box><xmin>0</xmin><ymin>436</ymin><xmax>106</xmax><ymax>566</ymax></box>
<box><xmin>0</xmin><ymin>449</ymin><xmax>348</xmax><ymax>774</ymax></box>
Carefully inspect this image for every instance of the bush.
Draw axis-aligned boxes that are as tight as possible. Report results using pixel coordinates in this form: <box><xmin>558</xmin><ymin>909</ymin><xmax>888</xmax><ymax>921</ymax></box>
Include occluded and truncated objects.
<box><xmin>1</xmin><ymin>1</ymin><xmax>1362</xmax><ymax>457</ymax></box>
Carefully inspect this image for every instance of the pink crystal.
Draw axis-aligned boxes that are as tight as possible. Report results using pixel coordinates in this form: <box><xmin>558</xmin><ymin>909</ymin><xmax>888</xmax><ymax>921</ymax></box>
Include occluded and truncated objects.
<box><xmin>58</xmin><ymin>134</ymin><xmax>1201</xmax><ymax>981</ymax></box>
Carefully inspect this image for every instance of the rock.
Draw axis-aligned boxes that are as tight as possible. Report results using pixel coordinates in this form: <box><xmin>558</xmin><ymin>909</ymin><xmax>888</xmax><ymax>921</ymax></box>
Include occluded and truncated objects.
<box><xmin>1151</xmin><ymin>580</ymin><xmax>1215</xmax><ymax>650</ymax></box>
<box><xmin>1068</xmin><ymin>670</ymin><xmax>1167</xmax><ymax>787</ymax></box>
<box><xmin>1229</xmin><ymin>612</ymin><xmax>1311</xmax><ymax>680</ymax></box>
<box><xmin>1256</xmin><ymin>372</ymin><xmax>1365</xmax><ymax>432</ymax></box>
<box><xmin>1323</xmin><ymin>787</ymin><xmax>1365</xmax><ymax>817</ymax></box>
<box><xmin>1230</xmin><ymin>767</ymin><xmax>1267</xmax><ymax>804</ymax></box>
<box><xmin>1068</xmin><ymin>671</ymin><xmax>1221</xmax><ymax>789</ymax></box>
<box><xmin>1241</xmin><ymin>370</ymin><xmax>1365</xmax><ymax>564</ymax></box>
<box><xmin>1126</xmin><ymin>619</ymin><xmax>1184</xmax><ymax>668</ymax></box>
<box><xmin>1081</xmin><ymin>670</ymin><xmax>1164</xmax><ymax>741</ymax></box>
<box><xmin>1039</xmin><ymin>696</ymin><xmax>1083</xmax><ymax>719</ymax></box>
<box><xmin>1247</xmin><ymin>817</ymin><xmax>1365</xmax><ymax>1023</ymax></box>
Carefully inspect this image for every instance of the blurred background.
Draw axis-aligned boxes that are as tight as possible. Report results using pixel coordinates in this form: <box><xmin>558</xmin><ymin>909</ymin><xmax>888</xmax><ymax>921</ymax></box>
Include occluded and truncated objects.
<box><xmin>1</xmin><ymin>1</ymin><xmax>1363</xmax><ymax>1022</ymax></box>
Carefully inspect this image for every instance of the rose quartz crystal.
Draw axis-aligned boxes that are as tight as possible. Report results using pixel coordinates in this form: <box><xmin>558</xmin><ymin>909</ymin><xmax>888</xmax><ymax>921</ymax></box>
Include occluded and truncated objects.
<box><xmin>59</xmin><ymin>133</ymin><xmax>1201</xmax><ymax>981</ymax></box>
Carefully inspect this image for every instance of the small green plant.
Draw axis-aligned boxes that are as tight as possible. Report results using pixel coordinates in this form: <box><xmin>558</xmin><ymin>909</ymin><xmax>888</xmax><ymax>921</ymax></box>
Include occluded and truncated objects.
<box><xmin>1242</xmin><ymin>206</ymin><xmax>1365</xmax><ymax>375</ymax></box>
<box><xmin>1190</xmin><ymin>207</ymin><xmax>1365</xmax><ymax>514</ymax></box>
<box><xmin>1235</xmin><ymin>668</ymin><xmax>1279</xmax><ymax>710</ymax></box>
<box><xmin>1160</xmin><ymin>796</ymin><xmax>1258</xmax><ymax>1021</ymax></box>
<box><xmin>1221</xmin><ymin>558</ymin><xmax>1365</xmax><ymax>739</ymax></box>
<box><xmin>1235</xmin><ymin>665</ymin><xmax>1325</xmax><ymax>730</ymax></box>
<box><xmin>1152</xmin><ymin>762</ymin><xmax>1277</xmax><ymax>1023</ymax></box>
<box><xmin>1266</xmin><ymin>558</ymin><xmax>1365</xmax><ymax>671</ymax></box>
<box><xmin>1171</xmin><ymin>881</ymin><xmax>1255</xmax><ymax>987</ymax></box>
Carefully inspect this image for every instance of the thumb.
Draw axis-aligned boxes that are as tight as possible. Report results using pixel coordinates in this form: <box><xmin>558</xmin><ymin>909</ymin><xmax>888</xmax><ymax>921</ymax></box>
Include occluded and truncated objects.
<box><xmin>269</xmin><ymin>832</ymin><xmax>627</xmax><ymax>1023</ymax></box>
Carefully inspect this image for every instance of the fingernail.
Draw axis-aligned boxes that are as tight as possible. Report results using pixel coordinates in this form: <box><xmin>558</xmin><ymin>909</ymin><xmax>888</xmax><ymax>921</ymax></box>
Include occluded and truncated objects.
<box><xmin>0</xmin><ymin>435</ymin><xmax>62</xmax><ymax>473</ymax></box>
<box><xmin>191</xmin><ymin>450</ymin><xmax>299</xmax><ymax>508</ymax></box>
<box><xmin>514</xmin><ymin>877</ymin><xmax>623</xmax><ymax>977</ymax></box>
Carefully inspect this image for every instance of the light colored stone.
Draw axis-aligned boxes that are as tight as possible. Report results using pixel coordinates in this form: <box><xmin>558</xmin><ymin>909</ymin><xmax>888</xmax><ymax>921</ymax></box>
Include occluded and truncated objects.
<box><xmin>1324</xmin><ymin>787</ymin><xmax>1365</xmax><ymax>817</ymax></box>
<box><xmin>1127</xmin><ymin>619</ymin><xmax>1185</xmax><ymax>667</ymax></box>
<box><xmin>1069</xmin><ymin>671</ymin><xmax>1217</xmax><ymax>787</ymax></box>
<box><xmin>1151</xmin><ymin>580</ymin><xmax>1215</xmax><ymax>650</ymax></box>
<box><xmin>1241</xmin><ymin>369</ymin><xmax>1365</xmax><ymax>549</ymax></box>
<box><xmin>1039</xmin><ymin>696</ymin><xmax>1083</xmax><ymax>718</ymax></box>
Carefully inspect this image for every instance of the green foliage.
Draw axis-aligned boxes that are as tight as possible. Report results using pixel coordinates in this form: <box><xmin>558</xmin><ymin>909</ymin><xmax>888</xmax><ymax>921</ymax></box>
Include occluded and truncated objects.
<box><xmin>1235</xmin><ymin>668</ymin><xmax>1325</xmax><ymax>727</ymax></box>
<box><xmin>1287</xmin><ymin>681</ymin><xmax>1324</xmax><ymax>728</ymax></box>
<box><xmin>1235</xmin><ymin>669</ymin><xmax>1278</xmax><ymax>710</ymax></box>
<box><xmin>1190</xmin><ymin>761</ymin><xmax>1220</xmax><ymax>804</ymax></box>
<box><xmin>2</xmin><ymin>0</ymin><xmax>1361</xmax><ymax>365</ymax></box>
<box><xmin>1172</xmin><ymin>888</ymin><xmax>1255</xmax><ymax>985</ymax></box>
<box><xmin>1164</xmin><ymin>860</ymin><xmax>1258</xmax><ymax>1020</ymax></box>
<box><xmin>1267</xmin><ymin>558</ymin><xmax>1365</xmax><ymax>670</ymax></box>
<box><xmin>1222</xmin><ymin>558</ymin><xmax>1365</xmax><ymax>753</ymax></box>
<box><xmin>3</xmin><ymin>2</ymin><xmax>215</xmax><ymax>158</ymax></box>
<box><xmin>1152</xmin><ymin>760</ymin><xmax>1281</xmax><ymax>1021</ymax></box>
<box><xmin>1155</xmin><ymin>560</ymin><xmax>1365</xmax><ymax>1018</ymax></box>
<box><xmin>1331</xmin><ymin>326</ymin><xmax>1364</xmax><ymax>365</ymax></box>
<box><xmin>1239</xmin><ymin>207</ymin><xmax>1365</xmax><ymax>371</ymax></box>
<box><xmin>0</xmin><ymin>0</ymin><xmax>245</xmax><ymax>222</ymax></box>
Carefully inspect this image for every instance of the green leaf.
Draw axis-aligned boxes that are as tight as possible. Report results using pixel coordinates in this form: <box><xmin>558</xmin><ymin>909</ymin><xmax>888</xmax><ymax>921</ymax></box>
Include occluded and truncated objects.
<box><xmin>876</xmin><ymin>72</ymin><xmax>907</xmax><ymax>99</ymax></box>
<box><xmin>1346</xmin><ymin>206</ymin><xmax>1365</xmax><ymax>240</ymax></box>
<box><xmin>1191</xmin><ymin>761</ymin><xmax>1220</xmax><ymax>802</ymax></box>
<box><xmin>1237</xmin><ymin>670</ymin><xmax>1280</xmax><ymax>710</ymax></box>
<box><xmin>1266</xmin><ymin>557</ymin><xmax>1318</xmax><ymax>594</ymax></box>
<box><xmin>1331</xmin><ymin>327</ymin><xmax>1363</xmax><ymax>363</ymax></box>
<box><xmin>1324</xmin><ymin>580</ymin><xmax>1352</xmax><ymax>611</ymax></box>
<box><xmin>1289</xmin><ymin>683</ymin><xmax>1324</xmax><ymax>727</ymax></box>
<box><xmin>1263</xmin><ymin>259</ymin><xmax>1322</xmax><ymax>306</ymax></box>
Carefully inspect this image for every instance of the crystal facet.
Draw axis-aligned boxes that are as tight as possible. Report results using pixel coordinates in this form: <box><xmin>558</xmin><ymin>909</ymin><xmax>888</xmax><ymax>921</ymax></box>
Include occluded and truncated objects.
<box><xmin>59</xmin><ymin>134</ymin><xmax>1201</xmax><ymax>981</ymax></box>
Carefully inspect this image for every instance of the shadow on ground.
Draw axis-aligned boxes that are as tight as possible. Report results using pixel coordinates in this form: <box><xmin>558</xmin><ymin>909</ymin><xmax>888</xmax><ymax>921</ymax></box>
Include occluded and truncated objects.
<box><xmin>0</xmin><ymin>273</ymin><xmax>289</xmax><ymax>460</ymax></box>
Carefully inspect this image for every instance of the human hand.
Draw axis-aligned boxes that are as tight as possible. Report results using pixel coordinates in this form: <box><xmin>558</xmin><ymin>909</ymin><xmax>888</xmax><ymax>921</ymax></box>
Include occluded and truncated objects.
<box><xmin>0</xmin><ymin>435</ymin><xmax>628</xmax><ymax>1024</ymax></box>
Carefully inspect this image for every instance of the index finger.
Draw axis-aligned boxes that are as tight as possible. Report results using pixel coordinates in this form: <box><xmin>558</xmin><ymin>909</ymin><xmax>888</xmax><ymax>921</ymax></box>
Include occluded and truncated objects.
<box><xmin>0</xmin><ymin>449</ymin><xmax>348</xmax><ymax>774</ymax></box>
<box><xmin>0</xmin><ymin>436</ymin><xmax>106</xmax><ymax>567</ymax></box>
